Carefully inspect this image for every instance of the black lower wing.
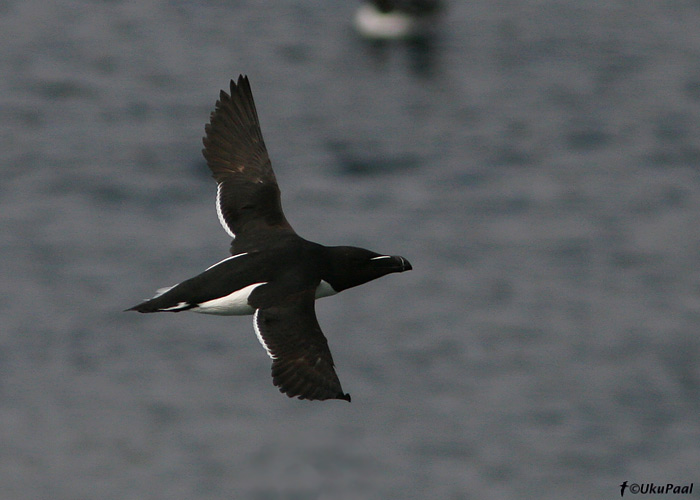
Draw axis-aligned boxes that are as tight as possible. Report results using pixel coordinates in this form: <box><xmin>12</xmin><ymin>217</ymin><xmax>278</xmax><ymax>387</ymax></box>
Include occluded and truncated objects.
<box><xmin>253</xmin><ymin>289</ymin><xmax>350</xmax><ymax>402</ymax></box>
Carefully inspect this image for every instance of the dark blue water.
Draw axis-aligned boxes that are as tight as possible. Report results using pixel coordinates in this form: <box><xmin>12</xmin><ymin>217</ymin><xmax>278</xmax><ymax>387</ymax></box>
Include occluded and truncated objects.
<box><xmin>2</xmin><ymin>1</ymin><xmax>700</xmax><ymax>498</ymax></box>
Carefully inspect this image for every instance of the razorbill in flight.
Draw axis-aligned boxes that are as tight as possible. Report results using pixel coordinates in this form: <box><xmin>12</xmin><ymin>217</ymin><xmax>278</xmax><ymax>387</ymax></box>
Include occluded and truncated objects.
<box><xmin>128</xmin><ymin>76</ymin><xmax>412</xmax><ymax>402</ymax></box>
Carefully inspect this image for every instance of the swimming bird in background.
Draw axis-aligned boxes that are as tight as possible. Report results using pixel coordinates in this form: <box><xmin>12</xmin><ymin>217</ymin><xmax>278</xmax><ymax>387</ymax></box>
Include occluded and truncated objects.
<box><xmin>127</xmin><ymin>76</ymin><xmax>412</xmax><ymax>402</ymax></box>
<box><xmin>354</xmin><ymin>0</ymin><xmax>442</xmax><ymax>40</ymax></box>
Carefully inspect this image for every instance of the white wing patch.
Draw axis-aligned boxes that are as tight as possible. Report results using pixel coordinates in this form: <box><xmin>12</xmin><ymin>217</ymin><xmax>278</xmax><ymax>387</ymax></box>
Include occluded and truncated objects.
<box><xmin>216</xmin><ymin>182</ymin><xmax>236</xmax><ymax>239</ymax></box>
<box><xmin>191</xmin><ymin>282</ymin><xmax>266</xmax><ymax>316</ymax></box>
<box><xmin>253</xmin><ymin>309</ymin><xmax>275</xmax><ymax>359</ymax></box>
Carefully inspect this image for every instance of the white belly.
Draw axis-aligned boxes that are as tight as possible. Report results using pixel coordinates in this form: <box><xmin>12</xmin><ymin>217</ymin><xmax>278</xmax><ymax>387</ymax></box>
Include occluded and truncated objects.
<box><xmin>190</xmin><ymin>280</ymin><xmax>337</xmax><ymax>316</ymax></box>
<box><xmin>191</xmin><ymin>282</ymin><xmax>266</xmax><ymax>315</ymax></box>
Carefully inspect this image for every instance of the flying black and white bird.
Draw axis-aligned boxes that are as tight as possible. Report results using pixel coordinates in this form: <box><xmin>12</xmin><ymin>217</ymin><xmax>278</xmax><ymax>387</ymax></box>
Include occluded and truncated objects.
<box><xmin>127</xmin><ymin>76</ymin><xmax>412</xmax><ymax>402</ymax></box>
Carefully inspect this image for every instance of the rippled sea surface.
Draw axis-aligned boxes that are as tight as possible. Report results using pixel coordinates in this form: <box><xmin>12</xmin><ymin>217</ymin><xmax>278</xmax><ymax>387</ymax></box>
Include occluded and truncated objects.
<box><xmin>2</xmin><ymin>1</ymin><xmax>700</xmax><ymax>498</ymax></box>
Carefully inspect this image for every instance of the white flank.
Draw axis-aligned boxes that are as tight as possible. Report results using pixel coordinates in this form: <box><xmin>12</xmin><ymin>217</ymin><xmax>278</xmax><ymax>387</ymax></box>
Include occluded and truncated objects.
<box><xmin>315</xmin><ymin>280</ymin><xmax>338</xmax><ymax>299</ymax></box>
<box><xmin>253</xmin><ymin>309</ymin><xmax>275</xmax><ymax>359</ymax></box>
<box><xmin>204</xmin><ymin>252</ymin><xmax>247</xmax><ymax>271</ymax></box>
<box><xmin>216</xmin><ymin>183</ymin><xmax>236</xmax><ymax>238</ymax></box>
<box><xmin>191</xmin><ymin>282</ymin><xmax>266</xmax><ymax>316</ymax></box>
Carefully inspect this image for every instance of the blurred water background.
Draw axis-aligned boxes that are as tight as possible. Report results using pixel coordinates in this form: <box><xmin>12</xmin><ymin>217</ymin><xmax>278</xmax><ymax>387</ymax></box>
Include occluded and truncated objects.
<box><xmin>2</xmin><ymin>1</ymin><xmax>700</xmax><ymax>498</ymax></box>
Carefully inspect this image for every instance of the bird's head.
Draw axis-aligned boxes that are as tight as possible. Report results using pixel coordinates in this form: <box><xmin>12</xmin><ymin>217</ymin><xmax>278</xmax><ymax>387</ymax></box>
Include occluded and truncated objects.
<box><xmin>325</xmin><ymin>246</ymin><xmax>412</xmax><ymax>292</ymax></box>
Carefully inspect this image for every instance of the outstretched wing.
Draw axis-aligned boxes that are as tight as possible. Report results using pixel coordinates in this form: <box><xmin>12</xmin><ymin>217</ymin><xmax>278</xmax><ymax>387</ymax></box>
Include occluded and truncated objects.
<box><xmin>252</xmin><ymin>289</ymin><xmax>351</xmax><ymax>402</ymax></box>
<box><xmin>202</xmin><ymin>75</ymin><xmax>294</xmax><ymax>251</ymax></box>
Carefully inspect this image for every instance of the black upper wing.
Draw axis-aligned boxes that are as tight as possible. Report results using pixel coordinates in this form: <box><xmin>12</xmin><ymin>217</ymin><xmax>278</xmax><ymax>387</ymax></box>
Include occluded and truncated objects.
<box><xmin>202</xmin><ymin>75</ymin><xmax>294</xmax><ymax>252</ymax></box>
<box><xmin>253</xmin><ymin>289</ymin><xmax>351</xmax><ymax>402</ymax></box>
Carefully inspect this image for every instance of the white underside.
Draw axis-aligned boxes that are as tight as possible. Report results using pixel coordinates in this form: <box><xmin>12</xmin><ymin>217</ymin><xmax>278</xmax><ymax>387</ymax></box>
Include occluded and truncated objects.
<box><xmin>162</xmin><ymin>277</ymin><xmax>338</xmax><ymax>357</ymax></box>
<box><xmin>190</xmin><ymin>280</ymin><xmax>337</xmax><ymax>316</ymax></box>
<box><xmin>192</xmin><ymin>282</ymin><xmax>266</xmax><ymax>315</ymax></box>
